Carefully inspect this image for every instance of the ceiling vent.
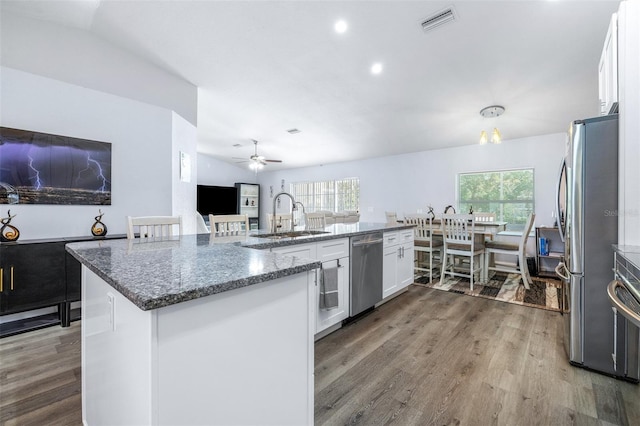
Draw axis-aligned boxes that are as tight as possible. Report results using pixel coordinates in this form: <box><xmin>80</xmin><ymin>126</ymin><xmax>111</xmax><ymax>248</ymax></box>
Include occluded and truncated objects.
<box><xmin>287</xmin><ymin>128</ymin><xmax>301</xmax><ymax>134</ymax></box>
<box><xmin>421</xmin><ymin>6</ymin><xmax>456</xmax><ymax>32</ymax></box>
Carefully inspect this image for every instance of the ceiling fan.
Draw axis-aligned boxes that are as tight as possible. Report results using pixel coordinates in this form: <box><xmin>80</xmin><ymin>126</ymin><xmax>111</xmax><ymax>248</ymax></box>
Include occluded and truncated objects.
<box><xmin>234</xmin><ymin>139</ymin><xmax>282</xmax><ymax>171</ymax></box>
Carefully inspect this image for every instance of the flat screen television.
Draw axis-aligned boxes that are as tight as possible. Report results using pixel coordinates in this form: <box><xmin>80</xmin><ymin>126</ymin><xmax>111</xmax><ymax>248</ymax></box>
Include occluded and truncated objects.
<box><xmin>197</xmin><ymin>185</ymin><xmax>238</xmax><ymax>216</ymax></box>
<box><xmin>0</xmin><ymin>127</ymin><xmax>112</xmax><ymax>205</ymax></box>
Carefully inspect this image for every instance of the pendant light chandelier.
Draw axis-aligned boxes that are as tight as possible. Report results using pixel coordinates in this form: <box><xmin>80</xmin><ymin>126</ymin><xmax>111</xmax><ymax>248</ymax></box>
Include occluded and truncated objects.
<box><xmin>479</xmin><ymin>105</ymin><xmax>505</xmax><ymax>144</ymax></box>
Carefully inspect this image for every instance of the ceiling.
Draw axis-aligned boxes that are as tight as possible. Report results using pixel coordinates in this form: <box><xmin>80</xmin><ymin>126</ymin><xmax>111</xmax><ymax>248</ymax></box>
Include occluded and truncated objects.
<box><xmin>1</xmin><ymin>0</ymin><xmax>620</xmax><ymax>170</ymax></box>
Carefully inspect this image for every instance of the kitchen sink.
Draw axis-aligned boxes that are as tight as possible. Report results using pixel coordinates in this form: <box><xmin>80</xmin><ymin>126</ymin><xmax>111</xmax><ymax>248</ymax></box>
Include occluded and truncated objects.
<box><xmin>250</xmin><ymin>230</ymin><xmax>329</xmax><ymax>239</ymax></box>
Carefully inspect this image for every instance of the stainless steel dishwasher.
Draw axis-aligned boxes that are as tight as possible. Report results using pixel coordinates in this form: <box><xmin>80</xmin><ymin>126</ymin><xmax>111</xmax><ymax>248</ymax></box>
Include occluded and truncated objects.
<box><xmin>350</xmin><ymin>232</ymin><xmax>383</xmax><ymax>317</ymax></box>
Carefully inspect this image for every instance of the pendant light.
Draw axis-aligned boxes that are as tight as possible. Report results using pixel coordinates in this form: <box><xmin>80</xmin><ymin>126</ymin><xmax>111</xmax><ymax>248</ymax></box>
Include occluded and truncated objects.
<box><xmin>479</xmin><ymin>105</ymin><xmax>505</xmax><ymax>144</ymax></box>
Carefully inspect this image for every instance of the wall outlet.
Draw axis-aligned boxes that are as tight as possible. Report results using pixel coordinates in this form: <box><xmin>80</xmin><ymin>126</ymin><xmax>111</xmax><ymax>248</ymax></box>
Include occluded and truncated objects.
<box><xmin>367</xmin><ymin>206</ymin><xmax>374</xmax><ymax>213</ymax></box>
<box><xmin>107</xmin><ymin>292</ymin><xmax>116</xmax><ymax>332</ymax></box>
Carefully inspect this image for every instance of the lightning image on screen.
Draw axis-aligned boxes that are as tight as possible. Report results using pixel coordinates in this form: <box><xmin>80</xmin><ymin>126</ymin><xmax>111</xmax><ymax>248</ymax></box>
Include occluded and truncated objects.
<box><xmin>27</xmin><ymin>155</ymin><xmax>43</xmax><ymax>190</ymax></box>
<box><xmin>77</xmin><ymin>153</ymin><xmax>110</xmax><ymax>192</ymax></box>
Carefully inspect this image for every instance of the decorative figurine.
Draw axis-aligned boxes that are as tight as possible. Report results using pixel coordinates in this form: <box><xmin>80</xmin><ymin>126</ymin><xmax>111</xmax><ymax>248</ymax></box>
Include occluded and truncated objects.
<box><xmin>0</xmin><ymin>210</ymin><xmax>20</xmax><ymax>242</ymax></box>
<box><xmin>427</xmin><ymin>205</ymin><xmax>435</xmax><ymax>220</ymax></box>
<box><xmin>91</xmin><ymin>209</ymin><xmax>108</xmax><ymax>237</ymax></box>
<box><xmin>469</xmin><ymin>205</ymin><xmax>474</xmax><ymax>214</ymax></box>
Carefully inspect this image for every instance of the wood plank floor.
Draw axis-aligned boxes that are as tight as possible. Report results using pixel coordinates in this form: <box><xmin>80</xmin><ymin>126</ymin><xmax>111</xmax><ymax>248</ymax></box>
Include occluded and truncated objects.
<box><xmin>1</xmin><ymin>286</ymin><xmax>638</xmax><ymax>425</ymax></box>
<box><xmin>315</xmin><ymin>285</ymin><xmax>640</xmax><ymax>426</ymax></box>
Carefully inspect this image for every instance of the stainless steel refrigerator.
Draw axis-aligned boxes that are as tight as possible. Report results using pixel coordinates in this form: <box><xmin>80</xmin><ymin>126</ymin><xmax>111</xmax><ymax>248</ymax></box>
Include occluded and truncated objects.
<box><xmin>556</xmin><ymin>114</ymin><xmax>620</xmax><ymax>377</ymax></box>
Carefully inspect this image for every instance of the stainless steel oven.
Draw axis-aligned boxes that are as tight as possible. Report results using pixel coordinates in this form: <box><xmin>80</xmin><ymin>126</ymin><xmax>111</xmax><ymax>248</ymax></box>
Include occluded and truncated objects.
<box><xmin>607</xmin><ymin>246</ymin><xmax>640</xmax><ymax>382</ymax></box>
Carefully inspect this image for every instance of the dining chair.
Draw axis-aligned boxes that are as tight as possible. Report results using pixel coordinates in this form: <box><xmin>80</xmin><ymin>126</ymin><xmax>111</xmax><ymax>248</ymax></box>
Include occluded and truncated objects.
<box><xmin>126</xmin><ymin>215</ymin><xmax>183</xmax><ymax>239</ymax></box>
<box><xmin>305</xmin><ymin>212</ymin><xmax>326</xmax><ymax>230</ymax></box>
<box><xmin>195</xmin><ymin>212</ymin><xmax>210</xmax><ymax>234</ymax></box>
<box><xmin>385</xmin><ymin>211</ymin><xmax>398</xmax><ymax>224</ymax></box>
<box><xmin>209</xmin><ymin>214</ymin><xmax>250</xmax><ymax>237</ymax></box>
<box><xmin>483</xmin><ymin>212</ymin><xmax>536</xmax><ymax>289</ymax></box>
<box><xmin>404</xmin><ymin>214</ymin><xmax>443</xmax><ymax>283</ymax></box>
<box><xmin>439</xmin><ymin>214</ymin><xmax>485</xmax><ymax>291</ymax></box>
<box><xmin>267</xmin><ymin>213</ymin><xmax>294</xmax><ymax>233</ymax></box>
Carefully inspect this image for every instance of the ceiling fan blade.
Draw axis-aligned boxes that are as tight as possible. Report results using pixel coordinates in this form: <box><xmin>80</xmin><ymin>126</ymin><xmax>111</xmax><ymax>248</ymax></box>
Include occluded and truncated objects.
<box><xmin>264</xmin><ymin>159</ymin><xmax>283</xmax><ymax>163</ymax></box>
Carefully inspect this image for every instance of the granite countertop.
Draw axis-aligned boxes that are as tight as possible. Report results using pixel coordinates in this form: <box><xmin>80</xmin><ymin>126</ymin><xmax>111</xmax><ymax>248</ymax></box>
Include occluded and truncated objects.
<box><xmin>614</xmin><ymin>245</ymin><xmax>640</xmax><ymax>271</ymax></box>
<box><xmin>66</xmin><ymin>222</ymin><xmax>413</xmax><ymax>311</ymax></box>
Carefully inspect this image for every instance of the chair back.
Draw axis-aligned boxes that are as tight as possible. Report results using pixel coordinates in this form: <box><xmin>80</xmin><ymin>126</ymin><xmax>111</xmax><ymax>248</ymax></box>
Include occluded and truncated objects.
<box><xmin>195</xmin><ymin>212</ymin><xmax>210</xmax><ymax>234</ymax></box>
<box><xmin>209</xmin><ymin>214</ymin><xmax>250</xmax><ymax>237</ymax></box>
<box><xmin>474</xmin><ymin>212</ymin><xmax>496</xmax><ymax>223</ymax></box>
<box><xmin>404</xmin><ymin>214</ymin><xmax>436</xmax><ymax>243</ymax></box>
<box><xmin>385</xmin><ymin>211</ymin><xmax>397</xmax><ymax>224</ymax></box>
<box><xmin>127</xmin><ymin>216</ymin><xmax>182</xmax><ymax>239</ymax></box>
<box><xmin>441</xmin><ymin>214</ymin><xmax>476</xmax><ymax>247</ymax></box>
<box><xmin>519</xmin><ymin>212</ymin><xmax>536</xmax><ymax>252</ymax></box>
<box><xmin>267</xmin><ymin>213</ymin><xmax>293</xmax><ymax>233</ymax></box>
<box><xmin>305</xmin><ymin>212</ymin><xmax>326</xmax><ymax>230</ymax></box>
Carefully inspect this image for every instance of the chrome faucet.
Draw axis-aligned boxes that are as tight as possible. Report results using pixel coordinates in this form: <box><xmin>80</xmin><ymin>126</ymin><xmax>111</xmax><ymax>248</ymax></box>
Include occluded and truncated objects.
<box><xmin>444</xmin><ymin>205</ymin><xmax>456</xmax><ymax>214</ymax></box>
<box><xmin>272</xmin><ymin>191</ymin><xmax>298</xmax><ymax>233</ymax></box>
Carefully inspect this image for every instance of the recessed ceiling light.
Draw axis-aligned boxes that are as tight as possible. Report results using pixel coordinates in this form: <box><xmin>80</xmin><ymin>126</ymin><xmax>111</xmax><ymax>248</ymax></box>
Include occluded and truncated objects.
<box><xmin>334</xmin><ymin>20</ymin><xmax>348</xmax><ymax>34</ymax></box>
<box><xmin>371</xmin><ymin>63</ymin><xmax>383</xmax><ymax>75</ymax></box>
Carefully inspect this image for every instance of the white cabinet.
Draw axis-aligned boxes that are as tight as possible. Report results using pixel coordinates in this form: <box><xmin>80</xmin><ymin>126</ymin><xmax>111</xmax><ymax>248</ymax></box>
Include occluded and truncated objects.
<box><xmin>82</xmin><ymin>266</ymin><xmax>315</xmax><ymax>425</ymax></box>
<box><xmin>316</xmin><ymin>257</ymin><xmax>349</xmax><ymax>333</ymax></box>
<box><xmin>271</xmin><ymin>238</ymin><xmax>350</xmax><ymax>334</ymax></box>
<box><xmin>599</xmin><ymin>13</ymin><xmax>618</xmax><ymax>115</ymax></box>
<box><xmin>315</xmin><ymin>239</ymin><xmax>350</xmax><ymax>334</ymax></box>
<box><xmin>383</xmin><ymin>230</ymin><xmax>414</xmax><ymax>299</ymax></box>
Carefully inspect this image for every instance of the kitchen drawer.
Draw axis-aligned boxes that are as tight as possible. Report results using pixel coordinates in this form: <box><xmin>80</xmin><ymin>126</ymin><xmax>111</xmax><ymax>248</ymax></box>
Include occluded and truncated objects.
<box><xmin>384</xmin><ymin>231</ymin><xmax>399</xmax><ymax>248</ymax></box>
<box><xmin>398</xmin><ymin>230</ymin><xmax>414</xmax><ymax>244</ymax></box>
<box><xmin>317</xmin><ymin>239</ymin><xmax>349</xmax><ymax>262</ymax></box>
<box><xmin>271</xmin><ymin>243</ymin><xmax>317</xmax><ymax>260</ymax></box>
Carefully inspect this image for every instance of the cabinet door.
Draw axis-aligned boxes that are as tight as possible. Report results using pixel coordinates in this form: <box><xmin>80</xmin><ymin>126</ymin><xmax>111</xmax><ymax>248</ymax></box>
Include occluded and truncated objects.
<box><xmin>316</xmin><ymin>257</ymin><xmax>349</xmax><ymax>333</ymax></box>
<box><xmin>398</xmin><ymin>243</ymin><xmax>415</xmax><ymax>290</ymax></box>
<box><xmin>1</xmin><ymin>243</ymin><xmax>66</xmax><ymax>315</ymax></box>
<box><xmin>599</xmin><ymin>13</ymin><xmax>618</xmax><ymax>115</ymax></box>
<box><xmin>383</xmin><ymin>245</ymin><xmax>399</xmax><ymax>299</ymax></box>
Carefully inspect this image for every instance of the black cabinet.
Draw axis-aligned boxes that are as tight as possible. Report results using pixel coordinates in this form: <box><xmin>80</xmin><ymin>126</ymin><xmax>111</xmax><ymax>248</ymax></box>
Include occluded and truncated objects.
<box><xmin>0</xmin><ymin>242</ymin><xmax>66</xmax><ymax>315</ymax></box>
<box><xmin>0</xmin><ymin>234</ymin><xmax>126</xmax><ymax>337</ymax></box>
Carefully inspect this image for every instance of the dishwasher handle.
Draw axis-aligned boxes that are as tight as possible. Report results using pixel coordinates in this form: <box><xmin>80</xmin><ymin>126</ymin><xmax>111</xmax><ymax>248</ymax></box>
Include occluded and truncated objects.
<box><xmin>352</xmin><ymin>238</ymin><xmax>384</xmax><ymax>247</ymax></box>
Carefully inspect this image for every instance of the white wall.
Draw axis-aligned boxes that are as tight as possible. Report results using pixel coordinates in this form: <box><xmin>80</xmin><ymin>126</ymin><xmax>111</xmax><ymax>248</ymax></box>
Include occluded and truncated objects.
<box><xmin>0</xmin><ymin>67</ymin><xmax>181</xmax><ymax>239</ymax></box>
<box><xmin>257</xmin><ymin>133</ymin><xmax>566</xmax><ymax>229</ymax></box>
<box><xmin>0</xmin><ymin>12</ymin><xmax>198</xmax><ymax>126</ymax></box>
<box><xmin>171</xmin><ymin>113</ymin><xmax>198</xmax><ymax>234</ymax></box>
<box><xmin>197</xmin><ymin>153</ymin><xmax>257</xmax><ymax>187</ymax></box>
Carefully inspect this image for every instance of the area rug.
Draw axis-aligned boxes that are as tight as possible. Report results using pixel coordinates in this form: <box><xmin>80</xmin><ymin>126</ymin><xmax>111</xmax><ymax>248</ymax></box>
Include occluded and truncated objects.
<box><xmin>414</xmin><ymin>272</ymin><xmax>563</xmax><ymax>312</ymax></box>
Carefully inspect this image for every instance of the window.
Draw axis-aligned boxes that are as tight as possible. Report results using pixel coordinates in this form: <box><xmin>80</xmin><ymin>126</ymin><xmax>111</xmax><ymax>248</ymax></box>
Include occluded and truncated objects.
<box><xmin>458</xmin><ymin>169</ymin><xmax>534</xmax><ymax>231</ymax></box>
<box><xmin>290</xmin><ymin>177</ymin><xmax>359</xmax><ymax>215</ymax></box>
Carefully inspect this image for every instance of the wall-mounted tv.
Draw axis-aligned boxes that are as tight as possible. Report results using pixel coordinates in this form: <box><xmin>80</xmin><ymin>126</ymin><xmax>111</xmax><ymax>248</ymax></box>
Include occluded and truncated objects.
<box><xmin>197</xmin><ymin>185</ymin><xmax>238</xmax><ymax>216</ymax></box>
<box><xmin>0</xmin><ymin>127</ymin><xmax>112</xmax><ymax>205</ymax></box>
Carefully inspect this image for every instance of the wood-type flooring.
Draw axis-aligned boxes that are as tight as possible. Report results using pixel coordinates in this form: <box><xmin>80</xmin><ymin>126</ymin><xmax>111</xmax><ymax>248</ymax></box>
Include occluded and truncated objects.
<box><xmin>1</xmin><ymin>286</ymin><xmax>638</xmax><ymax>425</ymax></box>
<box><xmin>315</xmin><ymin>285</ymin><xmax>640</xmax><ymax>425</ymax></box>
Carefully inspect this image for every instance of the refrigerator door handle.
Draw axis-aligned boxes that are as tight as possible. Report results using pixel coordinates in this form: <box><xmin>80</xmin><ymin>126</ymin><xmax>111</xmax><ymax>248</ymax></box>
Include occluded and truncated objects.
<box><xmin>555</xmin><ymin>262</ymin><xmax>570</xmax><ymax>280</ymax></box>
<box><xmin>556</xmin><ymin>159</ymin><xmax>567</xmax><ymax>242</ymax></box>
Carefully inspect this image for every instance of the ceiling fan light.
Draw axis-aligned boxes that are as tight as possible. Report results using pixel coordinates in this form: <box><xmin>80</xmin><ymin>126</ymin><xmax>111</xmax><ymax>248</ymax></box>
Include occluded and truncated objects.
<box><xmin>491</xmin><ymin>127</ymin><xmax>502</xmax><ymax>144</ymax></box>
<box><xmin>249</xmin><ymin>161</ymin><xmax>262</xmax><ymax>171</ymax></box>
<box><xmin>479</xmin><ymin>130</ymin><xmax>488</xmax><ymax>145</ymax></box>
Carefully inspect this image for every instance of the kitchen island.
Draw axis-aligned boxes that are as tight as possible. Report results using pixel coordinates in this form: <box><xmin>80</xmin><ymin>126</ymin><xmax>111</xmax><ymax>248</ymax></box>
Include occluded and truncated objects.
<box><xmin>66</xmin><ymin>222</ymin><xmax>412</xmax><ymax>425</ymax></box>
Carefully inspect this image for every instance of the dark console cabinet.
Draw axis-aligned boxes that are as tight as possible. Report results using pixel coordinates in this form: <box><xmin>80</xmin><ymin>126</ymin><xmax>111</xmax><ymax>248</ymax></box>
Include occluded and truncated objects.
<box><xmin>0</xmin><ymin>242</ymin><xmax>67</xmax><ymax>315</ymax></box>
<box><xmin>1</xmin><ymin>235</ymin><xmax>125</xmax><ymax>337</ymax></box>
